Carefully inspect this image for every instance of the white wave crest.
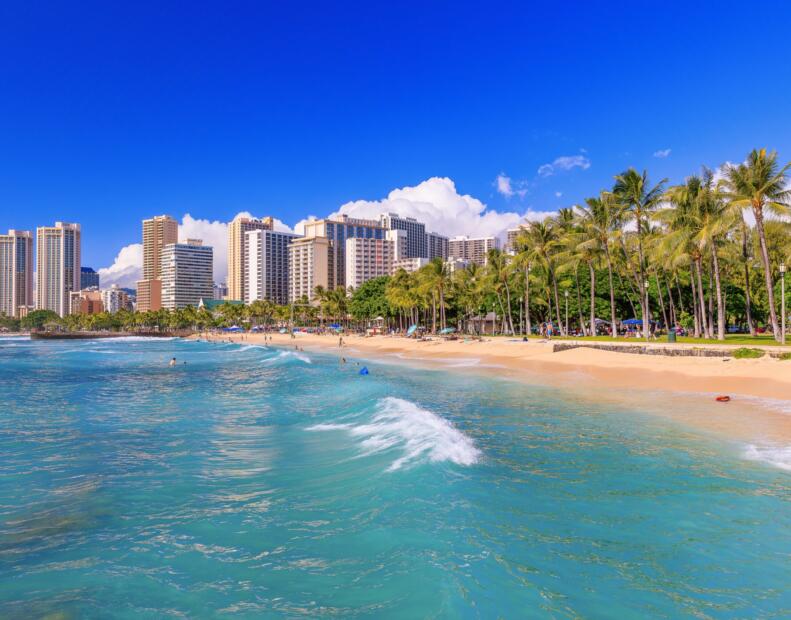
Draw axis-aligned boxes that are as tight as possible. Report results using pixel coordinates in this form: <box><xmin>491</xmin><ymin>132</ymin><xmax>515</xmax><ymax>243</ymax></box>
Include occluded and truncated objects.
<box><xmin>307</xmin><ymin>397</ymin><xmax>480</xmax><ymax>471</ymax></box>
<box><xmin>743</xmin><ymin>444</ymin><xmax>791</xmax><ymax>472</ymax></box>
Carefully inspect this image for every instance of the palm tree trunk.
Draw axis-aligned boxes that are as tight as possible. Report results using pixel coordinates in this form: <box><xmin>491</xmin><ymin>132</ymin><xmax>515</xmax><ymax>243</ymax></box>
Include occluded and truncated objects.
<box><xmin>655</xmin><ymin>273</ymin><xmax>669</xmax><ymax>330</ymax></box>
<box><xmin>636</xmin><ymin>211</ymin><xmax>649</xmax><ymax>339</ymax></box>
<box><xmin>524</xmin><ymin>266</ymin><xmax>532</xmax><ymax>336</ymax></box>
<box><xmin>753</xmin><ymin>206</ymin><xmax>780</xmax><ymax>341</ymax></box>
<box><xmin>690</xmin><ymin>267</ymin><xmax>701</xmax><ymax>338</ymax></box>
<box><xmin>695</xmin><ymin>258</ymin><xmax>709</xmax><ymax>338</ymax></box>
<box><xmin>589</xmin><ymin>262</ymin><xmax>596</xmax><ymax>337</ymax></box>
<box><xmin>551</xmin><ymin>269</ymin><xmax>563</xmax><ymax>335</ymax></box>
<box><xmin>605</xmin><ymin>247</ymin><xmax>617</xmax><ymax>338</ymax></box>
<box><xmin>503</xmin><ymin>279</ymin><xmax>514</xmax><ymax>335</ymax></box>
<box><xmin>741</xmin><ymin>222</ymin><xmax>755</xmax><ymax>335</ymax></box>
<box><xmin>707</xmin><ymin>268</ymin><xmax>715</xmax><ymax>339</ymax></box>
<box><xmin>574</xmin><ymin>267</ymin><xmax>586</xmax><ymax>336</ymax></box>
<box><xmin>711</xmin><ymin>243</ymin><xmax>725</xmax><ymax>340</ymax></box>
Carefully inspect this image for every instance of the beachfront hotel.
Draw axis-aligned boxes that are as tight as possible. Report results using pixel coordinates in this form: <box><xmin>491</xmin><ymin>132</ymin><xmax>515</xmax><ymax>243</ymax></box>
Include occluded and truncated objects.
<box><xmin>448</xmin><ymin>235</ymin><xmax>500</xmax><ymax>266</ymax></box>
<box><xmin>101</xmin><ymin>284</ymin><xmax>131</xmax><ymax>313</ymax></box>
<box><xmin>426</xmin><ymin>231</ymin><xmax>449</xmax><ymax>260</ymax></box>
<box><xmin>160</xmin><ymin>239</ymin><xmax>214</xmax><ymax>309</ymax></box>
<box><xmin>0</xmin><ymin>230</ymin><xmax>34</xmax><ymax>318</ymax></box>
<box><xmin>69</xmin><ymin>288</ymin><xmax>103</xmax><ymax>315</ymax></box>
<box><xmin>36</xmin><ymin>222</ymin><xmax>81</xmax><ymax>317</ymax></box>
<box><xmin>379</xmin><ymin>213</ymin><xmax>426</xmax><ymax>258</ymax></box>
<box><xmin>136</xmin><ymin>215</ymin><xmax>178</xmax><ymax>312</ymax></box>
<box><xmin>302</xmin><ymin>215</ymin><xmax>386</xmax><ymax>289</ymax></box>
<box><xmin>245</xmin><ymin>229</ymin><xmax>298</xmax><ymax>305</ymax></box>
<box><xmin>345</xmin><ymin>237</ymin><xmax>397</xmax><ymax>290</ymax></box>
<box><xmin>288</xmin><ymin>236</ymin><xmax>331</xmax><ymax>302</ymax></box>
<box><xmin>227</xmin><ymin>215</ymin><xmax>274</xmax><ymax>302</ymax></box>
<box><xmin>504</xmin><ymin>225</ymin><xmax>528</xmax><ymax>254</ymax></box>
<box><xmin>393</xmin><ymin>257</ymin><xmax>430</xmax><ymax>273</ymax></box>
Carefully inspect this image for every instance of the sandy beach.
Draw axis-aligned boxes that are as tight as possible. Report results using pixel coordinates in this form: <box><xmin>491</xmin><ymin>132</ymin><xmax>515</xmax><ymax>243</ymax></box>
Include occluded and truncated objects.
<box><xmin>193</xmin><ymin>332</ymin><xmax>791</xmax><ymax>444</ymax></box>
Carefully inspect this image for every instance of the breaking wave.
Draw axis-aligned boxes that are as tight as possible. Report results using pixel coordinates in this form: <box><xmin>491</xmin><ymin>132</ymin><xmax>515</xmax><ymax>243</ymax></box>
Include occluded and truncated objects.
<box><xmin>742</xmin><ymin>444</ymin><xmax>791</xmax><ymax>472</ymax></box>
<box><xmin>308</xmin><ymin>397</ymin><xmax>480</xmax><ymax>471</ymax></box>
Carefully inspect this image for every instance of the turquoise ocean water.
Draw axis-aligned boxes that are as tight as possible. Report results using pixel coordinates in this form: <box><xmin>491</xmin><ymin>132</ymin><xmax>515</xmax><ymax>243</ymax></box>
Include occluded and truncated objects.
<box><xmin>0</xmin><ymin>336</ymin><xmax>789</xmax><ymax>618</ymax></box>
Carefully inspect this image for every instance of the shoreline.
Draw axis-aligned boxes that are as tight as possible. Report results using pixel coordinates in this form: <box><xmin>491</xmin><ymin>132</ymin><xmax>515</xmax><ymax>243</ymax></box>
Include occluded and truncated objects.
<box><xmin>192</xmin><ymin>331</ymin><xmax>791</xmax><ymax>445</ymax></box>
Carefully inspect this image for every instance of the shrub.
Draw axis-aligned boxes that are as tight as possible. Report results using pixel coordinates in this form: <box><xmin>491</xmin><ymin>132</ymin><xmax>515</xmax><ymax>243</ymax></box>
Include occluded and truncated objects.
<box><xmin>732</xmin><ymin>347</ymin><xmax>765</xmax><ymax>359</ymax></box>
<box><xmin>778</xmin><ymin>352</ymin><xmax>791</xmax><ymax>361</ymax></box>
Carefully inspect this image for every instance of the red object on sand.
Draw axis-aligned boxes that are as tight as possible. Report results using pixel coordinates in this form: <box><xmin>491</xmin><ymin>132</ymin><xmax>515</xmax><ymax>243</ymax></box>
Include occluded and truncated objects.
<box><xmin>715</xmin><ymin>395</ymin><xmax>731</xmax><ymax>403</ymax></box>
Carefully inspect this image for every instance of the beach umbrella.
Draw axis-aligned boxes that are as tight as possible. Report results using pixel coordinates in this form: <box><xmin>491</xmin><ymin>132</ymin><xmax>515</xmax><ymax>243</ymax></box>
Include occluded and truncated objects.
<box><xmin>406</xmin><ymin>324</ymin><xmax>418</xmax><ymax>336</ymax></box>
<box><xmin>439</xmin><ymin>327</ymin><xmax>456</xmax><ymax>334</ymax></box>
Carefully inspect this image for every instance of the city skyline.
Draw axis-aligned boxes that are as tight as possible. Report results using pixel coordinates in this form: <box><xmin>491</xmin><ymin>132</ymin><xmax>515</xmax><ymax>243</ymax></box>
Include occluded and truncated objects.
<box><xmin>3</xmin><ymin>3</ymin><xmax>790</xmax><ymax>280</ymax></box>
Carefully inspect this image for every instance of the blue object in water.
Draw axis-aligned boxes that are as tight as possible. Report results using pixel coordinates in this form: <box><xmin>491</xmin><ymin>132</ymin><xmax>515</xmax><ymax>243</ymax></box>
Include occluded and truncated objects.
<box><xmin>359</xmin><ymin>366</ymin><xmax>369</xmax><ymax>375</ymax></box>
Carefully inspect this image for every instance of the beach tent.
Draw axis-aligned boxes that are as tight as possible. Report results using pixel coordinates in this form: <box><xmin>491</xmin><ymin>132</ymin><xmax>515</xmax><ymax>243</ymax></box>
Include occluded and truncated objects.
<box><xmin>279</xmin><ymin>328</ymin><xmax>288</xmax><ymax>334</ymax></box>
<box><xmin>328</xmin><ymin>323</ymin><xmax>343</xmax><ymax>331</ymax></box>
<box><xmin>224</xmin><ymin>325</ymin><xmax>243</xmax><ymax>332</ymax></box>
<box><xmin>439</xmin><ymin>327</ymin><xmax>456</xmax><ymax>335</ymax></box>
<box><xmin>406</xmin><ymin>324</ymin><xmax>418</xmax><ymax>337</ymax></box>
<box><xmin>622</xmin><ymin>318</ymin><xmax>643</xmax><ymax>326</ymax></box>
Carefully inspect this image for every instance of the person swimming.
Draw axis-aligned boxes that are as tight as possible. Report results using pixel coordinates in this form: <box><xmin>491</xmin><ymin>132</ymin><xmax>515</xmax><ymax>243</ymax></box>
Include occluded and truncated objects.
<box><xmin>169</xmin><ymin>357</ymin><xmax>177</xmax><ymax>367</ymax></box>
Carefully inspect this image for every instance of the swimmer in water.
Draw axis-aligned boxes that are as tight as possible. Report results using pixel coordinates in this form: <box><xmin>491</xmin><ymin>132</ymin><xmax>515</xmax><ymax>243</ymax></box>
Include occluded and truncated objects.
<box><xmin>169</xmin><ymin>357</ymin><xmax>177</xmax><ymax>367</ymax></box>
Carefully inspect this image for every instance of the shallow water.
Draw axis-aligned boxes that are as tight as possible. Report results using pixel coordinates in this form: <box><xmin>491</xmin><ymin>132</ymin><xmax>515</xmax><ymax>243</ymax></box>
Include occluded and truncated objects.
<box><xmin>0</xmin><ymin>337</ymin><xmax>789</xmax><ymax>618</ymax></box>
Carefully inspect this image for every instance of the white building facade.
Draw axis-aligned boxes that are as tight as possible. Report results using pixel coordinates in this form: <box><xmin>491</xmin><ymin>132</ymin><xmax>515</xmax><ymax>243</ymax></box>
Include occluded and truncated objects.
<box><xmin>160</xmin><ymin>240</ymin><xmax>214</xmax><ymax>309</ymax></box>
<box><xmin>345</xmin><ymin>237</ymin><xmax>396</xmax><ymax>290</ymax></box>
<box><xmin>245</xmin><ymin>229</ymin><xmax>298</xmax><ymax>305</ymax></box>
<box><xmin>36</xmin><ymin>222</ymin><xmax>81</xmax><ymax>317</ymax></box>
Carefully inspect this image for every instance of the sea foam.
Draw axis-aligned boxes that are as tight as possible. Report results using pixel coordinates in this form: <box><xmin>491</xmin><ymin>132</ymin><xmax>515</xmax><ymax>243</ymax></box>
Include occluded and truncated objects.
<box><xmin>742</xmin><ymin>444</ymin><xmax>791</xmax><ymax>472</ymax></box>
<box><xmin>308</xmin><ymin>397</ymin><xmax>481</xmax><ymax>471</ymax></box>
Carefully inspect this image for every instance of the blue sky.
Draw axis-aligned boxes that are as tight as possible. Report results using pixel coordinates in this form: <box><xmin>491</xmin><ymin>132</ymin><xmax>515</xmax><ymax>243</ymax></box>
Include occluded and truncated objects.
<box><xmin>1</xmin><ymin>1</ymin><xmax>790</xmax><ymax>283</ymax></box>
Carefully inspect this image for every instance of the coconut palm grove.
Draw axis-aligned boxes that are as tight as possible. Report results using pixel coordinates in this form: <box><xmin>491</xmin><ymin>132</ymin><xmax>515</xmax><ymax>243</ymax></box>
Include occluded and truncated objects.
<box><xmin>12</xmin><ymin>147</ymin><xmax>788</xmax><ymax>345</ymax></box>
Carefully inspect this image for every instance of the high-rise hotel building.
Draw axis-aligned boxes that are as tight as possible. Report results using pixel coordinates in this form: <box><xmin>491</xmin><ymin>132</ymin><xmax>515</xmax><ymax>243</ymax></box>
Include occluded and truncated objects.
<box><xmin>160</xmin><ymin>239</ymin><xmax>213</xmax><ymax>309</ymax></box>
<box><xmin>227</xmin><ymin>215</ymin><xmax>274</xmax><ymax>302</ymax></box>
<box><xmin>426</xmin><ymin>231</ymin><xmax>449</xmax><ymax>260</ymax></box>
<box><xmin>448</xmin><ymin>236</ymin><xmax>500</xmax><ymax>266</ymax></box>
<box><xmin>136</xmin><ymin>215</ymin><xmax>178</xmax><ymax>312</ymax></box>
<box><xmin>379</xmin><ymin>213</ymin><xmax>426</xmax><ymax>259</ymax></box>
<box><xmin>0</xmin><ymin>230</ymin><xmax>34</xmax><ymax>318</ymax></box>
<box><xmin>245</xmin><ymin>229</ymin><xmax>298</xmax><ymax>305</ymax></box>
<box><xmin>288</xmin><ymin>236</ymin><xmax>331</xmax><ymax>302</ymax></box>
<box><xmin>302</xmin><ymin>215</ymin><xmax>385</xmax><ymax>289</ymax></box>
<box><xmin>36</xmin><ymin>222</ymin><xmax>81</xmax><ymax>317</ymax></box>
<box><xmin>345</xmin><ymin>237</ymin><xmax>397</xmax><ymax>290</ymax></box>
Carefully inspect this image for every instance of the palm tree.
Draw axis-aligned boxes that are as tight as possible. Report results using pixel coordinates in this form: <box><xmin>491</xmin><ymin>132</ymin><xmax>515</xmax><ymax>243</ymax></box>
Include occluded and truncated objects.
<box><xmin>578</xmin><ymin>191</ymin><xmax>620</xmax><ymax>338</ymax></box>
<box><xmin>721</xmin><ymin>148</ymin><xmax>791</xmax><ymax>341</ymax></box>
<box><xmin>613</xmin><ymin>168</ymin><xmax>667</xmax><ymax>339</ymax></box>
<box><xmin>520</xmin><ymin>220</ymin><xmax>564</xmax><ymax>334</ymax></box>
<box><xmin>485</xmin><ymin>249</ymin><xmax>515</xmax><ymax>335</ymax></box>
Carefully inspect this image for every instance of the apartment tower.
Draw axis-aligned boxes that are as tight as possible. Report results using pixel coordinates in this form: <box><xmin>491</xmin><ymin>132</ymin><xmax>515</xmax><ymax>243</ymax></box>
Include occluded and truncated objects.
<box><xmin>288</xmin><ymin>236</ymin><xmax>331</xmax><ymax>302</ymax></box>
<box><xmin>160</xmin><ymin>239</ymin><xmax>213</xmax><ymax>309</ymax></box>
<box><xmin>245</xmin><ymin>229</ymin><xmax>298</xmax><ymax>305</ymax></box>
<box><xmin>0</xmin><ymin>230</ymin><xmax>34</xmax><ymax>318</ymax></box>
<box><xmin>36</xmin><ymin>222</ymin><xmax>81</xmax><ymax>317</ymax></box>
<box><xmin>448</xmin><ymin>236</ymin><xmax>500</xmax><ymax>266</ymax></box>
<box><xmin>227</xmin><ymin>215</ymin><xmax>274</xmax><ymax>302</ymax></box>
<box><xmin>136</xmin><ymin>215</ymin><xmax>178</xmax><ymax>312</ymax></box>
<box><xmin>345</xmin><ymin>237</ymin><xmax>396</xmax><ymax>290</ymax></box>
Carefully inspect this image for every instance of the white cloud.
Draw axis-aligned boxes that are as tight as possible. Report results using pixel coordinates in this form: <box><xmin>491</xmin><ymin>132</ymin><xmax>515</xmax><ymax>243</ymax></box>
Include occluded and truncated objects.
<box><xmin>538</xmin><ymin>155</ymin><xmax>591</xmax><ymax>177</ymax></box>
<box><xmin>555</xmin><ymin>191</ymin><xmax>563</xmax><ymax>198</ymax></box>
<box><xmin>331</xmin><ymin>177</ymin><xmax>547</xmax><ymax>240</ymax></box>
<box><xmin>494</xmin><ymin>172</ymin><xmax>527</xmax><ymax>199</ymax></box>
<box><xmin>654</xmin><ymin>148</ymin><xmax>672</xmax><ymax>159</ymax></box>
<box><xmin>97</xmin><ymin>243</ymin><xmax>142</xmax><ymax>288</ymax></box>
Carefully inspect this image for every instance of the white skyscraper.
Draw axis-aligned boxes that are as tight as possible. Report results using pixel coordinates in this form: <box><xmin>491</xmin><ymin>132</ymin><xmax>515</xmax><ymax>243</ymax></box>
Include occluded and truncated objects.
<box><xmin>245</xmin><ymin>229</ymin><xmax>299</xmax><ymax>305</ymax></box>
<box><xmin>36</xmin><ymin>222</ymin><xmax>81</xmax><ymax>317</ymax></box>
<box><xmin>345</xmin><ymin>237</ymin><xmax>396</xmax><ymax>290</ymax></box>
<box><xmin>160</xmin><ymin>240</ymin><xmax>213</xmax><ymax>309</ymax></box>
